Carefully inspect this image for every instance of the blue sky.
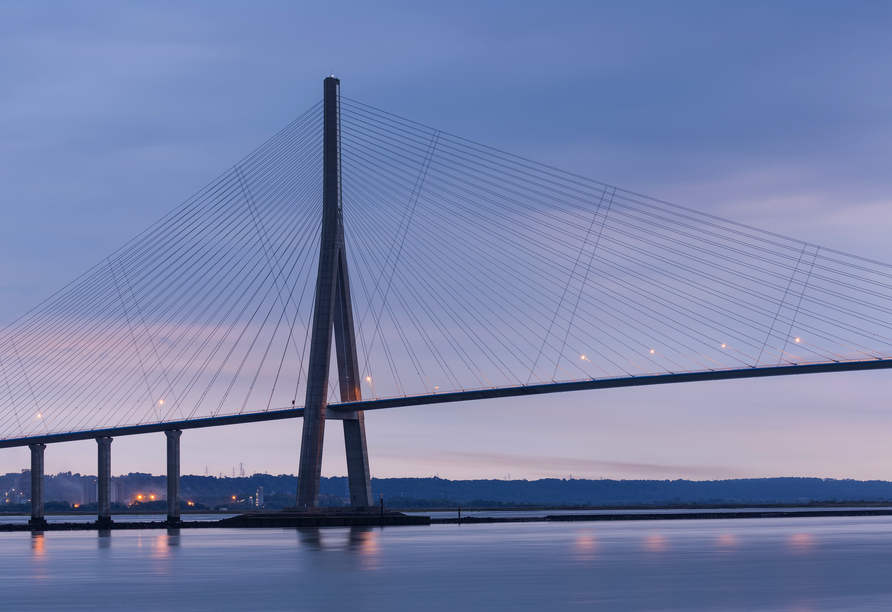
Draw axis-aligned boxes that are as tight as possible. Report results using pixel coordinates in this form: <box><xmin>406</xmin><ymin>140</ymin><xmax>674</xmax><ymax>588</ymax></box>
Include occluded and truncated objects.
<box><xmin>2</xmin><ymin>1</ymin><xmax>892</xmax><ymax>480</ymax></box>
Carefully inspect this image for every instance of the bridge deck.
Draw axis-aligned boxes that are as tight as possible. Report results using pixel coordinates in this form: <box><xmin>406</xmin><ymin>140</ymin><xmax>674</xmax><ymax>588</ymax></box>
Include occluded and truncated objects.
<box><xmin>1</xmin><ymin>358</ymin><xmax>889</xmax><ymax>449</ymax></box>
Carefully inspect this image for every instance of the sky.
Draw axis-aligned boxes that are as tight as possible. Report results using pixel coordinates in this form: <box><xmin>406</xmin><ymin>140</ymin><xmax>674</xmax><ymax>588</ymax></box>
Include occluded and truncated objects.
<box><xmin>2</xmin><ymin>0</ymin><xmax>892</xmax><ymax>481</ymax></box>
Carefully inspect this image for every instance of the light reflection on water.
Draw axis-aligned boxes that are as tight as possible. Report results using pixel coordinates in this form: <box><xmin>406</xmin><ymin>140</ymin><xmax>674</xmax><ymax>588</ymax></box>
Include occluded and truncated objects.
<box><xmin>788</xmin><ymin>532</ymin><xmax>817</xmax><ymax>553</ymax></box>
<box><xmin>715</xmin><ymin>532</ymin><xmax>740</xmax><ymax>552</ymax></box>
<box><xmin>573</xmin><ymin>532</ymin><xmax>598</xmax><ymax>561</ymax></box>
<box><xmin>30</xmin><ymin>531</ymin><xmax>45</xmax><ymax>555</ymax></box>
<box><xmin>2</xmin><ymin>516</ymin><xmax>892</xmax><ymax>611</ymax></box>
<box><xmin>642</xmin><ymin>533</ymin><xmax>668</xmax><ymax>553</ymax></box>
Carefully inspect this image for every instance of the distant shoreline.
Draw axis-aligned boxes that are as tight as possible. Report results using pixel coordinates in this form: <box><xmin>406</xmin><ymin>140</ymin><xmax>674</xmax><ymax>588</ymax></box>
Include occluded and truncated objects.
<box><xmin>5</xmin><ymin>499</ymin><xmax>892</xmax><ymax>518</ymax></box>
<box><xmin>430</xmin><ymin>508</ymin><xmax>892</xmax><ymax>525</ymax></box>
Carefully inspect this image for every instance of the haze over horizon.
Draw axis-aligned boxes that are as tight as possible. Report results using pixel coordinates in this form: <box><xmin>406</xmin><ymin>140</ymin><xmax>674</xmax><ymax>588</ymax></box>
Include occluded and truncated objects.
<box><xmin>2</xmin><ymin>1</ymin><xmax>892</xmax><ymax>482</ymax></box>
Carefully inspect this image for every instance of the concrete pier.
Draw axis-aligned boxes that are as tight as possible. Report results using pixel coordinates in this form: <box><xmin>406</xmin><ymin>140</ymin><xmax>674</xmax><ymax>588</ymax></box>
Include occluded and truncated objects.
<box><xmin>96</xmin><ymin>437</ymin><xmax>113</xmax><ymax>527</ymax></box>
<box><xmin>28</xmin><ymin>443</ymin><xmax>46</xmax><ymax>528</ymax></box>
<box><xmin>165</xmin><ymin>430</ymin><xmax>181</xmax><ymax>524</ymax></box>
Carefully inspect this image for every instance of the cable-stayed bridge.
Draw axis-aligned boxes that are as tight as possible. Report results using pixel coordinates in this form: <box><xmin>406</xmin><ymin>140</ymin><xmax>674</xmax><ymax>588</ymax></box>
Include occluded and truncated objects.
<box><xmin>3</xmin><ymin>78</ymin><xmax>892</xmax><ymax>525</ymax></box>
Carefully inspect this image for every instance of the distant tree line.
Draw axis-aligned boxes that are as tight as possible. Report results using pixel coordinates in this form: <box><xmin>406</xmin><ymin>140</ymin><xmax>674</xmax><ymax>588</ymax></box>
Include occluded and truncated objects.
<box><xmin>6</xmin><ymin>473</ymin><xmax>892</xmax><ymax>511</ymax></box>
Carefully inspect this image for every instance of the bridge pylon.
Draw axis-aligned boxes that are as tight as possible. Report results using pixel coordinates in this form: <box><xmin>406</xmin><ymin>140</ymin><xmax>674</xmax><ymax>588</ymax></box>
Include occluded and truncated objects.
<box><xmin>296</xmin><ymin>77</ymin><xmax>373</xmax><ymax>510</ymax></box>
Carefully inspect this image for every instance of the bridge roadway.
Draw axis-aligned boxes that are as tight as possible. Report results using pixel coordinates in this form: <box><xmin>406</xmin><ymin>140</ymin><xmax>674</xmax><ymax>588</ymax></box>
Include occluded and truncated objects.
<box><xmin>7</xmin><ymin>357</ymin><xmax>892</xmax><ymax>528</ymax></box>
<box><xmin>3</xmin><ymin>356</ymin><xmax>891</xmax><ymax>450</ymax></box>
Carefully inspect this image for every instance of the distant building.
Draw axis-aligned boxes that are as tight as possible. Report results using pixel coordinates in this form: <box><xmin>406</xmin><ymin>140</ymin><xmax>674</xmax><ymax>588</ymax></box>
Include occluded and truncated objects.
<box><xmin>83</xmin><ymin>479</ymin><xmax>97</xmax><ymax>505</ymax></box>
<box><xmin>256</xmin><ymin>487</ymin><xmax>264</xmax><ymax>508</ymax></box>
<box><xmin>112</xmin><ymin>480</ymin><xmax>125</xmax><ymax>504</ymax></box>
<box><xmin>0</xmin><ymin>473</ymin><xmax>14</xmax><ymax>498</ymax></box>
<box><xmin>20</xmin><ymin>469</ymin><xmax>31</xmax><ymax>500</ymax></box>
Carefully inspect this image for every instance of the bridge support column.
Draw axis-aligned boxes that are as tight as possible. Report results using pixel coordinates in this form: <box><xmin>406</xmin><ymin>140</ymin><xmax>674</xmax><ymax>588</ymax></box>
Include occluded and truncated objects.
<box><xmin>28</xmin><ymin>443</ymin><xmax>47</xmax><ymax>528</ymax></box>
<box><xmin>343</xmin><ymin>414</ymin><xmax>372</xmax><ymax>509</ymax></box>
<box><xmin>165</xmin><ymin>430</ymin><xmax>182</xmax><ymax>524</ymax></box>
<box><xmin>297</xmin><ymin>76</ymin><xmax>373</xmax><ymax>510</ymax></box>
<box><xmin>96</xmin><ymin>437</ymin><xmax>113</xmax><ymax>527</ymax></box>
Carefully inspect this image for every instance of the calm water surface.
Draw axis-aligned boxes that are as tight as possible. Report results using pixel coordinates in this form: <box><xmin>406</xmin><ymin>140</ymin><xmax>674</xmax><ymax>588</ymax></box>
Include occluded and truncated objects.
<box><xmin>2</xmin><ymin>516</ymin><xmax>892</xmax><ymax>611</ymax></box>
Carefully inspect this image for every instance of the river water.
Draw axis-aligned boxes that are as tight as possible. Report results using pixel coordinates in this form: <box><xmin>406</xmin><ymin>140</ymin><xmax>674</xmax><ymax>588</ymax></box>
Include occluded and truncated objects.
<box><xmin>3</xmin><ymin>515</ymin><xmax>892</xmax><ymax>611</ymax></box>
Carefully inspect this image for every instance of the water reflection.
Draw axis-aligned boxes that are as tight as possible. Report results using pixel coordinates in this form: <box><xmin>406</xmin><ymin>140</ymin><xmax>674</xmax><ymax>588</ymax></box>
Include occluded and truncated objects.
<box><xmin>642</xmin><ymin>534</ymin><xmax>668</xmax><ymax>552</ymax></box>
<box><xmin>29</xmin><ymin>531</ymin><xmax>48</xmax><ymax>581</ymax></box>
<box><xmin>167</xmin><ymin>529</ymin><xmax>181</xmax><ymax>546</ymax></box>
<box><xmin>297</xmin><ymin>528</ymin><xmax>322</xmax><ymax>550</ymax></box>
<box><xmin>97</xmin><ymin>530</ymin><xmax>111</xmax><ymax>549</ymax></box>
<box><xmin>151</xmin><ymin>533</ymin><xmax>173</xmax><ymax>560</ymax></box>
<box><xmin>355</xmin><ymin>528</ymin><xmax>381</xmax><ymax>569</ymax></box>
<box><xmin>349</xmin><ymin>527</ymin><xmax>374</xmax><ymax>549</ymax></box>
<box><xmin>2</xmin><ymin>518</ymin><xmax>891</xmax><ymax>611</ymax></box>
<box><xmin>297</xmin><ymin>526</ymin><xmax>381</xmax><ymax>561</ymax></box>
<box><xmin>573</xmin><ymin>533</ymin><xmax>598</xmax><ymax>560</ymax></box>
<box><xmin>715</xmin><ymin>533</ymin><xmax>739</xmax><ymax>552</ymax></box>
<box><xmin>31</xmin><ymin>532</ymin><xmax>45</xmax><ymax>556</ymax></box>
<box><xmin>787</xmin><ymin>533</ymin><xmax>816</xmax><ymax>554</ymax></box>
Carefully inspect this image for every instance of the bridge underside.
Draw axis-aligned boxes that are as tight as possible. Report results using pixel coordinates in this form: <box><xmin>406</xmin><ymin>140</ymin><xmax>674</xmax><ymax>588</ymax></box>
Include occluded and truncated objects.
<box><xmin>2</xmin><ymin>357</ymin><xmax>889</xmax><ymax>449</ymax></box>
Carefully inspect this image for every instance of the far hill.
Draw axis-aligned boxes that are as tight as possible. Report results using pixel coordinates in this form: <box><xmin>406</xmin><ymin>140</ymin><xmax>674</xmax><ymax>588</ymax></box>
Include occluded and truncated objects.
<box><xmin>6</xmin><ymin>472</ymin><xmax>892</xmax><ymax>509</ymax></box>
<box><xmin>370</xmin><ymin>476</ymin><xmax>892</xmax><ymax>507</ymax></box>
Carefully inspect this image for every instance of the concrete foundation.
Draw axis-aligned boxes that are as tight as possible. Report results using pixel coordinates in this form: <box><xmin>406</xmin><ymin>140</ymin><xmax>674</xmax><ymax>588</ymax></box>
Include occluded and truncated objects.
<box><xmin>225</xmin><ymin>511</ymin><xmax>430</xmax><ymax>528</ymax></box>
<box><xmin>96</xmin><ymin>437</ymin><xmax>113</xmax><ymax>527</ymax></box>
<box><xmin>28</xmin><ymin>443</ymin><xmax>46</xmax><ymax>528</ymax></box>
<box><xmin>165</xmin><ymin>430</ymin><xmax>182</xmax><ymax>524</ymax></box>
